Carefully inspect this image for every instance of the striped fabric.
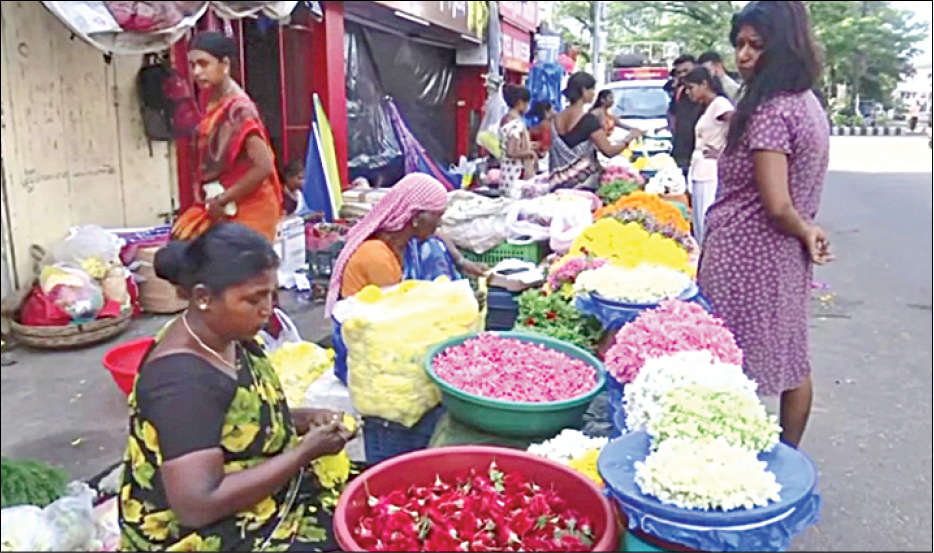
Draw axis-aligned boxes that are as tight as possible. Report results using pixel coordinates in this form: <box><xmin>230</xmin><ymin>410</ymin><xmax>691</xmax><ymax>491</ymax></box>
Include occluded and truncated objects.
<box><xmin>325</xmin><ymin>173</ymin><xmax>449</xmax><ymax>315</ymax></box>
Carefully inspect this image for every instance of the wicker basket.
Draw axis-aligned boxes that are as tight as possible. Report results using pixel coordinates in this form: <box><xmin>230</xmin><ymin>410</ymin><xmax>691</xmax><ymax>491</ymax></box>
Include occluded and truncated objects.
<box><xmin>10</xmin><ymin>311</ymin><xmax>132</xmax><ymax>350</ymax></box>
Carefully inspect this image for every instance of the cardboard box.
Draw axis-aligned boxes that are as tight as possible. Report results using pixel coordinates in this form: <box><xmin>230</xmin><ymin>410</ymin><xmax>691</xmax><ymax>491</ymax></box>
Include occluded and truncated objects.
<box><xmin>276</xmin><ymin>217</ymin><xmax>307</xmax><ymax>275</ymax></box>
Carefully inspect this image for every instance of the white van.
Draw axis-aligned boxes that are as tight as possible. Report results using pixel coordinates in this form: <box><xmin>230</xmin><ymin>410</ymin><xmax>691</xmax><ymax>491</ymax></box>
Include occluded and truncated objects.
<box><xmin>603</xmin><ymin>78</ymin><xmax>673</xmax><ymax>156</ymax></box>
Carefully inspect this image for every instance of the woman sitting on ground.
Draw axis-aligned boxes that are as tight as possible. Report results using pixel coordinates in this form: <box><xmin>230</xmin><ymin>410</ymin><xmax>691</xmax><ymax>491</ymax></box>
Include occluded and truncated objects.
<box><xmin>119</xmin><ymin>223</ymin><xmax>355</xmax><ymax>551</ymax></box>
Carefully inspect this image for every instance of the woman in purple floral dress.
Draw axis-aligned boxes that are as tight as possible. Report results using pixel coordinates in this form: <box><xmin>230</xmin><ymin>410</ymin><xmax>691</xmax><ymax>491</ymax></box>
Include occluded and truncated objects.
<box><xmin>698</xmin><ymin>1</ymin><xmax>833</xmax><ymax>448</ymax></box>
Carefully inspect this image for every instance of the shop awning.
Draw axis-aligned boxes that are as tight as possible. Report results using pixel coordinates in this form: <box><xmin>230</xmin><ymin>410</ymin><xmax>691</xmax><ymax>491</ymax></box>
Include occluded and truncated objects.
<box><xmin>40</xmin><ymin>1</ymin><xmax>314</xmax><ymax>55</ymax></box>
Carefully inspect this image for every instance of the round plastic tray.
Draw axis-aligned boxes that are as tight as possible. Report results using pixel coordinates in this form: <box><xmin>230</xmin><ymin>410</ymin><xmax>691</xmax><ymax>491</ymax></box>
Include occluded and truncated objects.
<box><xmin>425</xmin><ymin>331</ymin><xmax>606</xmax><ymax>437</ymax></box>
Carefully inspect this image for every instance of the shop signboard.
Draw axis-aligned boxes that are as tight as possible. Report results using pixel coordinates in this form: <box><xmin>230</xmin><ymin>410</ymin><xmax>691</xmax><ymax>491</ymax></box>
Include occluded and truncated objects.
<box><xmin>535</xmin><ymin>32</ymin><xmax>561</xmax><ymax>64</ymax></box>
<box><xmin>502</xmin><ymin>21</ymin><xmax>532</xmax><ymax>74</ymax></box>
<box><xmin>374</xmin><ymin>1</ymin><xmax>481</xmax><ymax>40</ymax></box>
<box><xmin>499</xmin><ymin>1</ymin><xmax>538</xmax><ymax>32</ymax></box>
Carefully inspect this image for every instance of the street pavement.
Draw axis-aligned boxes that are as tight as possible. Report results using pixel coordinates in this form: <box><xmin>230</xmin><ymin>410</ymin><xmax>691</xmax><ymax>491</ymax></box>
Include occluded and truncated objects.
<box><xmin>1</xmin><ymin>135</ymin><xmax>931</xmax><ymax>550</ymax></box>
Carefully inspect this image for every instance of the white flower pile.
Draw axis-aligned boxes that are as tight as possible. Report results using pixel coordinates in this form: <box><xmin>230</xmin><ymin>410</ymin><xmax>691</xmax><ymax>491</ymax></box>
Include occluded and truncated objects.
<box><xmin>527</xmin><ymin>429</ymin><xmax>609</xmax><ymax>465</ymax></box>
<box><xmin>574</xmin><ymin>264</ymin><xmax>691</xmax><ymax>304</ymax></box>
<box><xmin>634</xmin><ymin>437</ymin><xmax>782</xmax><ymax>511</ymax></box>
<box><xmin>623</xmin><ymin>350</ymin><xmax>758</xmax><ymax>433</ymax></box>
<box><xmin>649</xmin><ymin>385</ymin><xmax>781</xmax><ymax>453</ymax></box>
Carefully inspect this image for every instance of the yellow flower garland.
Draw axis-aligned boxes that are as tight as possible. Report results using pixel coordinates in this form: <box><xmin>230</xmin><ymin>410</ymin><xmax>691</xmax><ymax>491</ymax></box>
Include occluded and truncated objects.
<box><xmin>567</xmin><ymin>219</ymin><xmax>695</xmax><ymax>277</ymax></box>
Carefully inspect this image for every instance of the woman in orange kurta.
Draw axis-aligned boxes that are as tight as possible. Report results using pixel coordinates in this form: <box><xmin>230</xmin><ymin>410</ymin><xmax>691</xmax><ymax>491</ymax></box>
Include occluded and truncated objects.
<box><xmin>172</xmin><ymin>32</ymin><xmax>283</xmax><ymax>243</ymax></box>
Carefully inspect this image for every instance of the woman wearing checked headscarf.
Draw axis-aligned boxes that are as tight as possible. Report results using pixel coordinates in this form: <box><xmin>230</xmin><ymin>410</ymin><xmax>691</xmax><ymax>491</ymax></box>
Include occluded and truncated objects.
<box><xmin>325</xmin><ymin>173</ymin><xmax>488</xmax><ymax>317</ymax></box>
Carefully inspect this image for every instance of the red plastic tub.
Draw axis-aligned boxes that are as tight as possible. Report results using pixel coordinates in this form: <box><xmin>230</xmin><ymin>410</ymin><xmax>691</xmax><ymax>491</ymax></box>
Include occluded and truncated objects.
<box><xmin>333</xmin><ymin>445</ymin><xmax>620</xmax><ymax>552</ymax></box>
<box><xmin>103</xmin><ymin>336</ymin><xmax>154</xmax><ymax>395</ymax></box>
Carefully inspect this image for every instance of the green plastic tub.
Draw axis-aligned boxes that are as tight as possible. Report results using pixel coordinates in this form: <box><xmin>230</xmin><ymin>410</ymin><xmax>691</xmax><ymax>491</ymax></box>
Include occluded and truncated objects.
<box><xmin>424</xmin><ymin>331</ymin><xmax>606</xmax><ymax>437</ymax></box>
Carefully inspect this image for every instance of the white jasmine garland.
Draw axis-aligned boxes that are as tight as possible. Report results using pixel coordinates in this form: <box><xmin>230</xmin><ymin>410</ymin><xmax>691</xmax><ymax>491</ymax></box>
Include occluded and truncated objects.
<box><xmin>526</xmin><ymin>429</ymin><xmax>609</xmax><ymax>464</ymax></box>
<box><xmin>574</xmin><ymin>264</ymin><xmax>691</xmax><ymax>304</ymax></box>
<box><xmin>634</xmin><ymin>437</ymin><xmax>782</xmax><ymax>511</ymax></box>
<box><xmin>623</xmin><ymin>350</ymin><xmax>759</xmax><ymax>433</ymax></box>
<box><xmin>649</xmin><ymin>385</ymin><xmax>781</xmax><ymax>453</ymax></box>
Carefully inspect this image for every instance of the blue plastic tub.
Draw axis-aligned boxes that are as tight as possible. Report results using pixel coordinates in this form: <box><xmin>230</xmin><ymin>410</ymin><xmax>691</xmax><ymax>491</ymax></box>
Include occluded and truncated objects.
<box><xmin>599</xmin><ymin>431</ymin><xmax>821</xmax><ymax>551</ymax></box>
<box><xmin>606</xmin><ymin>376</ymin><xmax>627</xmax><ymax>437</ymax></box>
<box><xmin>363</xmin><ymin>406</ymin><xmax>446</xmax><ymax>464</ymax></box>
<box><xmin>576</xmin><ymin>283</ymin><xmax>713</xmax><ymax>333</ymax></box>
<box><xmin>332</xmin><ymin>317</ymin><xmax>348</xmax><ymax>385</ymax></box>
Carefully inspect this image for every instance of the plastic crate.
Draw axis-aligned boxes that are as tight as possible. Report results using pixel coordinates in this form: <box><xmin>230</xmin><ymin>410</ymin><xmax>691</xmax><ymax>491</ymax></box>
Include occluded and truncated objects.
<box><xmin>464</xmin><ymin>240</ymin><xmax>547</xmax><ymax>266</ymax></box>
<box><xmin>485</xmin><ymin>287</ymin><xmax>519</xmax><ymax>331</ymax></box>
<box><xmin>363</xmin><ymin>406</ymin><xmax>445</xmax><ymax>464</ymax></box>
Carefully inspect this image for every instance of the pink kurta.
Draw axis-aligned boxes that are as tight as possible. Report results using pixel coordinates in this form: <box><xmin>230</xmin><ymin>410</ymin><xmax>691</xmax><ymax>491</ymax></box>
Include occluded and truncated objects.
<box><xmin>698</xmin><ymin>91</ymin><xmax>829</xmax><ymax>396</ymax></box>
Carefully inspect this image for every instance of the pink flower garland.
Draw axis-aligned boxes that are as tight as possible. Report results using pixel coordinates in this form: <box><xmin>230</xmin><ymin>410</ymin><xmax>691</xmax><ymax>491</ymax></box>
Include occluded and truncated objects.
<box><xmin>434</xmin><ymin>334</ymin><xmax>599</xmax><ymax>402</ymax></box>
<box><xmin>604</xmin><ymin>300</ymin><xmax>743</xmax><ymax>383</ymax></box>
<box><xmin>547</xmin><ymin>256</ymin><xmax>607</xmax><ymax>293</ymax></box>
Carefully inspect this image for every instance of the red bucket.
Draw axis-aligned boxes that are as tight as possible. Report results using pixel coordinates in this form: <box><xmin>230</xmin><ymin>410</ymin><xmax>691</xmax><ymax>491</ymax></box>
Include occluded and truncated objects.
<box><xmin>103</xmin><ymin>337</ymin><xmax>154</xmax><ymax>396</ymax></box>
<box><xmin>333</xmin><ymin>445</ymin><xmax>620</xmax><ymax>551</ymax></box>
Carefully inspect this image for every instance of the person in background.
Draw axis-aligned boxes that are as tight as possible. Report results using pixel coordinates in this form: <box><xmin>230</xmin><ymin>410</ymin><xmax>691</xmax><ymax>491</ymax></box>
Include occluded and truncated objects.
<box><xmin>698</xmin><ymin>0</ymin><xmax>832</xmax><ymax>449</ymax></box>
<box><xmin>173</xmin><ymin>32</ymin><xmax>283</xmax><ymax>243</ymax></box>
<box><xmin>119</xmin><ymin>223</ymin><xmax>355</xmax><ymax>551</ymax></box>
<box><xmin>909</xmin><ymin>100</ymin><xmax>921</xmax><ymax>132</ymax></box>
<box><xmin>325</xmin><ymin>173</ymin><xmax>488</xmax><ymax>316</ymax></box>
<box><xmin>667</xmin><ymin>55</ymin><xmax>705</xmax><ymax>180</ymax></box>
<box><xmin>499</xmin><ymin>85</ymin><xmax>538</xmax><ymax>188</ymax></box>
<box><xmin>281</xmin><ymin>160</ymin><xmax>308</xmax><ymax>216</ymax></box>
<box><xmin>683</xmin><ymin>66</ymin><xmax>735</xmax><ymax>245</ymax></box>
<box><xmin>698</xmin><ymin>51</ymin><xmax>742</xmax><ymax>101</ymax></box>
<box><xmin>528</xmin><ymin>100</ymin><xmax>555</xmax><ymax>155</ymax></box>
<box><xmin>550</xmin><ymin>72</ymin><xmax>642</xmax><ymax>191</ymax></box>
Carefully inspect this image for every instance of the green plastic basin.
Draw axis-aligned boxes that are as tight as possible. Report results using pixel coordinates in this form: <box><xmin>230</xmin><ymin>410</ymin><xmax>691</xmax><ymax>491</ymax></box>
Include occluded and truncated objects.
<box><xmin>424</xmin><ymin>331</ymin><xmax>606</xmax><ymax>437</ymax></box>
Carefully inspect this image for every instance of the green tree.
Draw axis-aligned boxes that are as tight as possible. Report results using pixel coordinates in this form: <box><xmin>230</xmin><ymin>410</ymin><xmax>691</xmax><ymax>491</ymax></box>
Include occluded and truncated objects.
<box><xmin>808</xmin><ymin>1</ymin><xmax>929</xmax><ymax>112</ymax></box>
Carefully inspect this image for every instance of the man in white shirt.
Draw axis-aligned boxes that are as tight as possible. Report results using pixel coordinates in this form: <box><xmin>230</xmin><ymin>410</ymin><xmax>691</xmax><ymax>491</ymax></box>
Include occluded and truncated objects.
<box><xmin>699</xmin><ymin>51</ymin><xmax>741</xmax><ymax>102</ymax></box>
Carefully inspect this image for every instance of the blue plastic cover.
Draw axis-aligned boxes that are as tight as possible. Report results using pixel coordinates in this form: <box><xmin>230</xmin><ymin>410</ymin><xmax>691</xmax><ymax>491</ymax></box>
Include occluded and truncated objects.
<box><xmin>403</xmin><ymin>236</ymin><xmax>463</xmax><ymax>282</ymax></box>
<box><xmin>598</xmin><ymin>431</ymin><xmax>821</xmax><ymax>551</ymax></box>
<box><xmin>575</xmin><ymin>283</ymin><xmax>712</xmax><ymax>331</ymax></box>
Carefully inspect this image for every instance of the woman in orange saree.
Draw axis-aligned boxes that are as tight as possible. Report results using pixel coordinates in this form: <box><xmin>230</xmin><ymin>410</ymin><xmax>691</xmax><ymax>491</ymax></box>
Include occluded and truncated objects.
<box><xmin>172</xmin><ymin>32</ymin><xmax>283</xmax><ymax>243</ymax></box>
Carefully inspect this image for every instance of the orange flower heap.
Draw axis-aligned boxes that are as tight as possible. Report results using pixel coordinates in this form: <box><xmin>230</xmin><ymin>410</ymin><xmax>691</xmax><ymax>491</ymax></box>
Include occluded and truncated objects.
<box><xmin>594</xmin><ymin>191</ymin><xmax>690</xmax><ymax>234</ymax></box>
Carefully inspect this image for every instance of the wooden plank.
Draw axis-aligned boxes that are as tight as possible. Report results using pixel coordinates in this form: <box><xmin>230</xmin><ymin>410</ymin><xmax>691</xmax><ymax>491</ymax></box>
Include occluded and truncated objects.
<box><xmin>55</xmin><ymin>19</ymin><xmax>125</xmax><ymax>229</ymax></box>
<box><xmin>2</xmin><ymin>1</ymin><xmax>72</xmax><ymax>283</ymax></box>
<box><xmin>112</xmin><ymin>55</ymin><xmax>174</xmax><ymax>226</ymax></box>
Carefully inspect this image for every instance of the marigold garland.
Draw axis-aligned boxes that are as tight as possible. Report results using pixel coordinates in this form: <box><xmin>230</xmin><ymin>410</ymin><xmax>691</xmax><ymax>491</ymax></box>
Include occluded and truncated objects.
<box><xmin>567</xmin><ymin>219</ymin><xmax>694</xmax><ymax>277</ymax></box>
<box><xmin>595</xmin><ymin>191</ymin><xmax>690</xmax><ymax>234</ymax></box>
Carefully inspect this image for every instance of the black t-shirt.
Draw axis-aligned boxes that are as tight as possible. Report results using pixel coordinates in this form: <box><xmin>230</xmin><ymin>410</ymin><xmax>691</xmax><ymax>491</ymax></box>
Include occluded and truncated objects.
<box><xmin>668</xmin><ymin>90</ymin><xmax>704</xmax><ymax>168</ymax></box>
<box><xmin>136</xmin><ymin>353</ymin><xmax>238</xmax><ymax>461</ymax></box>
<box><xmin>558</xmin><ymin>113</ymin><xmax>602</xmax><ymax>149</ymax></box>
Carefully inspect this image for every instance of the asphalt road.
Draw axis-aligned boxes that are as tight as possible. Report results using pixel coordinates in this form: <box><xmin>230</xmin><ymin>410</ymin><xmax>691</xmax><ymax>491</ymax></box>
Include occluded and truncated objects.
<box><xmin>0</xmin><ymin>135</ymin><xmax>931</xmax><ymax>550</ymax></box>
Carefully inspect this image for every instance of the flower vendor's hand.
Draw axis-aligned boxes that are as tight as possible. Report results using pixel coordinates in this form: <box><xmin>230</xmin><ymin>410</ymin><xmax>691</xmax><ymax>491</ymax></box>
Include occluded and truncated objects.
<box><xmin>803</xmin><ymin>224</ymin><xmax>834</xmax><ymax>265</ymax></box>
<box><xmin>302</xmin><ymin>419</ymin><xmax>353</xmax><ymax>458</ymax></box>
<box><xmin>460</xmin><ymin>259</ymin><xmax>490</xmax><ymax>278</ymax></box>
<box><xmin>205</xmin><ymin>197</ymin><xmax>226</xmax><ymax>221</ymax></box>
<box><xmin>292</xmin><ymin>408</ymin><xmax>342</xmax><ymax>435</ymax></box>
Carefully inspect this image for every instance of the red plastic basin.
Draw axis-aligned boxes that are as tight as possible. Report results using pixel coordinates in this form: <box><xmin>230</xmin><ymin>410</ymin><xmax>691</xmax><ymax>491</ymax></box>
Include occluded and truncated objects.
<box><xmin>103</xmin><ymin>336</ymin><xmax>154</xmax><ymax>396</ymax></box>
<box><xmin>333</xmin><ymin>445</ymin><xmax>620</xmax><ymax>552</ymax></box>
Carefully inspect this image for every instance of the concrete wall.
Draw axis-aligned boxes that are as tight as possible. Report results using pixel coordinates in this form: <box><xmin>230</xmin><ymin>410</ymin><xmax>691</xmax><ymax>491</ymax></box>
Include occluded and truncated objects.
<box><xmin>0</xmin><ymin>1</ymin><xmax>178</xmax><ymax>288</ymax></box>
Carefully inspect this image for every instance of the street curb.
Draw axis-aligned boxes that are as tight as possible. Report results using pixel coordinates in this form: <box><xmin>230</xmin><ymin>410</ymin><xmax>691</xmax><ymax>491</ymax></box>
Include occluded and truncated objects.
<box><xmin>832</xmin><ymin>126</ymin><xmax>906</xmax><ymax>136</ymax></box>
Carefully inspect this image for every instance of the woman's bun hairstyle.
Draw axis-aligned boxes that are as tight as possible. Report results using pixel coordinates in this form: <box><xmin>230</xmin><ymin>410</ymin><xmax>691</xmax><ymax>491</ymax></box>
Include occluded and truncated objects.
<box><xmin>563</xmin><ymin>71</ymin><xmax>597</xmax><ymax>103</ymax></box>
<box><xmin>154</xmin><ymin>223</ymin><xmax>279</xmax><ymax>294</ymax></box>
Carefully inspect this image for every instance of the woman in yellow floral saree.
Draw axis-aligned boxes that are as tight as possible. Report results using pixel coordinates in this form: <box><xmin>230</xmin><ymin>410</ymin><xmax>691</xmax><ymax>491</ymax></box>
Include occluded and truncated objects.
<box><xmin>172</xmin><ymin>32</ymin><xmax>283</xmax><ymax>243</ymax></box>
<box><xmin>119</xmin><ymin>224</ymin><xmax>356</xmax><ymax>552</ymax></box>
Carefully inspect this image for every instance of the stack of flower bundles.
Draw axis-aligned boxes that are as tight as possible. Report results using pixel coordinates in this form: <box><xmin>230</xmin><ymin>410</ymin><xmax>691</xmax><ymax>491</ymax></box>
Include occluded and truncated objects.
<box><xmin>337</xmin><ymin>278</ymin><xmax>481</xmax><ymax>427</ymax></box>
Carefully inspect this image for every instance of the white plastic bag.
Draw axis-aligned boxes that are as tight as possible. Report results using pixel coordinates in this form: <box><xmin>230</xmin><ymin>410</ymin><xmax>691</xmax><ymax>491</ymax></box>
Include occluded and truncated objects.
<box><xmin>475</xmin><ymin>84</ymin><xmax>509</xmax><ymax>159</ymax></box>
<box><xmin>257</xmin><ymin>308</ymin><xmax>303</xmax><ymax>353</ymax></box>
<box><xmin>46</xmin><ymin>226</ymin><xmax>124</xmax><ymax>278</ymax></box>
<box><xmin>549</xmin><ymin>200</ymin><xmax>594</xmax><ymax>254</ymax></box>
<box><xmin>0</xmin><ymin>482</ymin><xmax>97</xmax><ymax>552</ymax></box>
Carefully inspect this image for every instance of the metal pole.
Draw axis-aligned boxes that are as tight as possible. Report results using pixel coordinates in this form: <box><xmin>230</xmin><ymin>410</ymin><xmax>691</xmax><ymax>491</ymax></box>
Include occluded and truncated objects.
<box><xmin>592</xmin><ymin>1</ymin><xmax>604</xmax><ymax>87</ymax></box>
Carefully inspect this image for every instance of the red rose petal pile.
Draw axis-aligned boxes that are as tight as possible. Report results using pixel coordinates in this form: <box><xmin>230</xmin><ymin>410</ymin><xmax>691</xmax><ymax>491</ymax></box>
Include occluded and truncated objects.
<box><xmin>433</xmin><ymin>334</ymin><xmax>598</xmax><ymax>402</ymax></box>
<box><xmin>352</xmin><ymin>462</ymin><xmax>595</xmax><ymax>552</ymax></box>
